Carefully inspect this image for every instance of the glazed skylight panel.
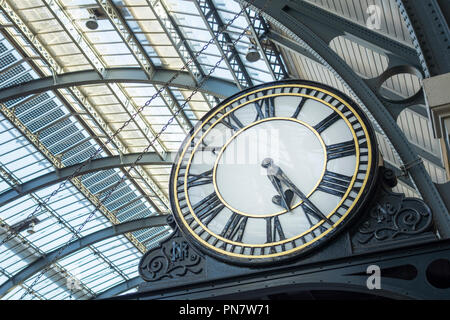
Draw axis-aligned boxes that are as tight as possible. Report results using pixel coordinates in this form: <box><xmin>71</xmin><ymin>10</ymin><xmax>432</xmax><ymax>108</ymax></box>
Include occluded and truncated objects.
<box><xmin>2</xmin><ymin>283</ymin><xmax>43</xmax><ymax>300</ymax></box>
<box><xmin>212</xmin><ymin>0</ymin><xmax>274</xmax><ymax>83</ymax></box>
<box><xmin>21</xmin><ymin>272</ymin><xmax>85</xmax><ymax>300</ymax></box>
<box><xmin>0</xmin><ymin>116</ymin><xmax>53</xmax><ymax>184</ymax></box>
<box><xmin>92</xmin><ymin>235</ymin><xmax>141</xmax><ymax>276</ymax></box>
<box><xmin>115</xmin><ymin>0</ymin><xmax>183</xmax><ymax>69</ymax></box>
<box><xmin>3</xmin><ymin>2</ymin><xmax>91</xmax><ymax>74</ymax></box>
<box><xmin>0</xmin><ymin>47</ymin><xmax>144</xmax><ymax>300</ymax></box>
<box><xmin>108</xmin><ymin>0</ymin><xmax>201</xmax><ymax>133</ymax></box>
<box><xmin>168</xmin><ymin>0</ymin><xmax>235</xmax><ymax>82</ymax></box>
<box><xmin>57</xmin><ymin>247</ymin><xmax>125</xmax><ymax>293</ymax></box>
<box><xmin>36</xmin><ymin>0</ymin><xmax>169</xmax><ymax>158</ymax></box>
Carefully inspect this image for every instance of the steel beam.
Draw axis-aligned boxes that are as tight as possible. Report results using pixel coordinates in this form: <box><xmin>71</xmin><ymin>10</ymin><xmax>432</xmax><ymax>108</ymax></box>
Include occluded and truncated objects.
<box><xmin>0</xmin><ymin>67</ymin><xmax>239</xmax><ymax>103</ymax></box>
<box><xmin>0</xmin><ymin>166</ymin><xmax>94</xmax><ymax>299</ymax></box>
<box><xmin>0</xmin><ymin>215</ymin><xmax>169</xmax><ymax>298</ymax></box>
<box><xmin>194</xmin><ymin>0</ymin><xmax>254</xmax><ymax>89</ymax></box>
<box><xmin>265</xmin><ymin>30</ymin><xmax>443</xmax><ymax>171</ymax></box>
<box><xmin>0</xmin><ymin>152</ymin><xmax>175</xmax><ymax>207</ymax></box>
<box><xmin>241</xmin><ymin>0</ymin><xmax>450</xmax><ymax>237</ymax></box>
<box><xmin>397</xmin><ymin>0</ymin><xmax>450</xmax><ymax>77</ymax></box>
<box><xmin>266</xmin><ymin>29</ymin><xmax>326</xmax><ymax>65</ymax></box>
<box><xmin>93</xmin><ymin>276</ymin><xmax>142</xmax><ymax>299</ymax></box>
<box><xmin>43</xmin><ymin>0</ymin><xmax>168</xmax><ymax>158</ymax></box>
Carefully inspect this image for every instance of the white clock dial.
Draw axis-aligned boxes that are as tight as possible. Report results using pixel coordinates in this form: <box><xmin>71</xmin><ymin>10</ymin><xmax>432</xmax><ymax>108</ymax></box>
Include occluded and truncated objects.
<box><xmin>170</xmin><ymin>81</ymin><xmax>377</xmax><ymax>264</ymax></box>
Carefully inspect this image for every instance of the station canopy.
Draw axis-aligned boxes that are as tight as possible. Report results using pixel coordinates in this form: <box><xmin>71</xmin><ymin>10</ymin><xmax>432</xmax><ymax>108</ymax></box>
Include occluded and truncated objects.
<box><xmin>0</xmin><ymin>0</ymin><xmax>446</xmax><ymax>299</ymax></box>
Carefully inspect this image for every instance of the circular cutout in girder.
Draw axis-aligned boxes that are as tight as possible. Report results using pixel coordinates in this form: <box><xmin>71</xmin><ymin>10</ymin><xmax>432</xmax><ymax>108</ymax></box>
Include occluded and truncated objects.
<box><xmin>377</xmin><ymin>65</ymin><xmax>423</xmax><ymax>104</ymax></box>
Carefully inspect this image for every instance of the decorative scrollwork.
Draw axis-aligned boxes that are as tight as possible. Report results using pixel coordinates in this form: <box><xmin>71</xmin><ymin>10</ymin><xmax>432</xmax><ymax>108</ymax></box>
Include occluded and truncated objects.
<box><xmin>354</xmin><ymin>188</ymin><xmax>433</xmax><ymax>246</ymax></box>
<box><xmin>138</xmin><ymin>225</ymin><xmax>204</xmax><ymax>282</ymax></box>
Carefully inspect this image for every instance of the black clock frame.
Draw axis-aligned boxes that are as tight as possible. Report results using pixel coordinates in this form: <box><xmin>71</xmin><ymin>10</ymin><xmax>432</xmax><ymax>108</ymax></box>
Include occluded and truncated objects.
<box><xmin>169</xmin><ymin>79</ymin><xmax>380</xmax><ymax>267</ymax></box>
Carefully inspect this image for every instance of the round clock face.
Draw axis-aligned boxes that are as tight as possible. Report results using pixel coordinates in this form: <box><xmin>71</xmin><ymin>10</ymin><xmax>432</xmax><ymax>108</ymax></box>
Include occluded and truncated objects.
<box><xmin>170</xmin><ymin>80</ymin><xmax>378</xmax><ymax>265</ymax></box>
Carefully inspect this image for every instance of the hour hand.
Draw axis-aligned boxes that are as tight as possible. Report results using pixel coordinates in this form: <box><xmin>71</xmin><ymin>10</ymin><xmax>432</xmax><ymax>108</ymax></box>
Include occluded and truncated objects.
<box><xmin>269</xmin><ymin>175</ymin><xmax>291</xmax><ymax>211</ymax></box>
<box><xmin>262</xmin><ymin>158</ymin><xmax>291</xmax><ymax>211</ymax></box>
<box><xmin>277</xmin><ymin>174</ymin><xmax>332</xmax><ymax>224</ymax></box>
<box><xmin>263</xmin><ymin>158</ymin><xmax>332</xmax><ymax>224</ymax></box>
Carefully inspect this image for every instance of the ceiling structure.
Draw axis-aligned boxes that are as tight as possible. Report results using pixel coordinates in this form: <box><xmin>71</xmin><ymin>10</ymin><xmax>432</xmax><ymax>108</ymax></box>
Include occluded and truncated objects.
<box><xmin>0</xmin><ymin>0</ymin><xmax>447</xmax><ymax>300</ymax></box>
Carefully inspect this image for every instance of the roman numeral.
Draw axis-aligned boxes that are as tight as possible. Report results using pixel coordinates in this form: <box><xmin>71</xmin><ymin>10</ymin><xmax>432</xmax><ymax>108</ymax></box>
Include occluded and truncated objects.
<box><xmin>317</xmin><ymin>170</ymin><xmax>352</xmax><ymax>198</ymax></box>
<box><xmin>265</xmin><ymin>97</ymin><xmax>275</xmax><ymax>118</ymax></box>
<box><xmin>186</xmin><ymin>169</ymin><xmax>213</xmax><ymax>188</ymax></box>
<box><xmin>265</xmin><ymin>216</ymin><xmax>286</xmax><ymax>254</ymax></box>
<box><xmin>292</xmin><ymin>97</ymin><xmax>308</xmax><ymax>119</ymax></box>
<box><xmin>187</xmin><ymin>192</ymin><xmax>224</xmax><ymax>227</ymax></box>
<box><xmin>326</xmin><ymin>140</ymin><xmax>356</xmax><ymax>160</ymax></box>
<box><xmin>254</xmin><ymin>96</ymin><xmax>275</xmax><ymax>120</ymax></box>
<box><xmin>219</xmin><ymin>213</ymin><xmax>248</xmax><ymax>245</ymax></box>
<box><xmin>314</xmin><ymin>111</ymin><xmax>341</xmax><ymax>133</ymax></box>
<box><xmin>219</xmin><ymin>110</ymin><xmax>244</xmax><ymax>131</ymax></box>
<box><xmin>301</xmin><ymin>204</ymin><xmax>329</xmax><ymax>233</ymax></box>
<box><xmin>266</xmin><ymin>216</ymin><xmax>286</xmax><ymax>243</ymax></box>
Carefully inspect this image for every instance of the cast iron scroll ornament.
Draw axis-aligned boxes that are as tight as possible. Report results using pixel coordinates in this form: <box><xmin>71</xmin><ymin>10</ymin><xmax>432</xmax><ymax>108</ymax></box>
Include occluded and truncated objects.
<box><xmin>138</xmin><ymin>215</ymin><xmax>204</xmax><ymax>282</ymax></box>
<box><xmin>354</xmin><ymin>185</ymin><xmax>433</xmax><ymax>246</ymax></box>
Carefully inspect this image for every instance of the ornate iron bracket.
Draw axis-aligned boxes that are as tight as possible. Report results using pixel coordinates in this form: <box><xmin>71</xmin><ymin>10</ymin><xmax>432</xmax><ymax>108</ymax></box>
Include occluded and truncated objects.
<box><xmin>351</xmin><ymin>167</ymin><xmax>435</xmax><ymax>251</ymax></box>
<box><xmin>138</xmin><ymin>215</ymin><xmax>205</xmax><ymax>282</ymax></box>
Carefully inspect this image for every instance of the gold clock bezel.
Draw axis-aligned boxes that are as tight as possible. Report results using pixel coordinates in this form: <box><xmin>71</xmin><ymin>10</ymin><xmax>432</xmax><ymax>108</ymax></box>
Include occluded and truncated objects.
<box><xmin>169</xmin><ymin>80</ymin><xmax>378</xmax><ymax>265</ymax></box>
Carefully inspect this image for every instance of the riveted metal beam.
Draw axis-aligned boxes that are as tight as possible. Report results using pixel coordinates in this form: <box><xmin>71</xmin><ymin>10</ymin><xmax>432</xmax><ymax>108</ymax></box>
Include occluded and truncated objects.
<box><xmin>277</xmin><ymin>0</ymin><xmax>422</xmax><ymax>71</ymax></box>
<box><xmin>0</xmin><ymin>165</ymin><xmax>94</xmax><ymax>299</ymax></box>
<box><xmin>43</xmin><ymin>0</ymin><xmax>167</xmax><ymax>158</ymax></box>
<box><xmin>397</xmin><ymin>0</ymin><xmax>450</xmax><ymax>77</ymax></box>
<box><xmin>0</xmin><ymin>104</ymin><xmax>147</xmax><ymax>253</ymax></box>
<box><xmin>0</xmin><ymin>67</ymin><xmax>239</xmax><ymax>103</ymax></box>
<box><xmin>146</xmin><ymin>0</ymin><xmax>219</xmax><ymax>109</ymax></box>
<box><xmin>93</xmin><ymin>276</ymin><xmax>142</xmax><ymax>299</ymax></box>
<box><xmin>0</xmin><ymin>2</ymin><xmax>169</xmax><ymax>213</ymax></box>
<box><xmin>0</xmin><ymin>152</ymin><xmax>175</xmax><ymax>207</ymax></box>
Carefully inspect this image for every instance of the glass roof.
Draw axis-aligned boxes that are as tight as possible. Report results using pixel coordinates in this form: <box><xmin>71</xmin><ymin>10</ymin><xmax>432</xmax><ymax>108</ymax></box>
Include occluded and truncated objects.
<box><xmin>0</xmin><ymin>0</ymin><xmax>446</xmax><ymax>299</ymax></box>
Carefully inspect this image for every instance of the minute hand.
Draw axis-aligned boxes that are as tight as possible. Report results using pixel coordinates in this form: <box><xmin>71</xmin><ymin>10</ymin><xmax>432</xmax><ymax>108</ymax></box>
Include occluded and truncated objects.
<box><xmin>275</xmin><ymin>170</ymin><xmax>332</xmax><ymax>224</ymax></box>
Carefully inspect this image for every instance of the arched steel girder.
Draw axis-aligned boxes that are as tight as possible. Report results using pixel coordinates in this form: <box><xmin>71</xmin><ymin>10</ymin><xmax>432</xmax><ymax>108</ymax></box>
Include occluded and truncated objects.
<box><xmin>240</xmin><ymin>0</ymin><xmax>450</xmax><ymax>236</ymax></box>
<box><xmin>93</xmin><ymin>276</ymin><xmax>142</xmax><ymax>300</ymax></box>
<box><xmin>0</xmin><ymin>152</ymin><xmax>175</xmax><ymax>207</ymax></box>
<box><xmin>396</xmin><ymin>0</ymin><xmax>450</xmax><ymax>77</ymax></box>
<box><xmin>397</xmin><ymin>0</ymin><xmax>450</xmax><ymax>215</ymax></box>
<box><xmin>0</xmin><ymin>67</ymin><xmax>240</xmax><ymax>103</ymax></box>
<box><xmin>0</xmin><ymin>215</ymin><xmax>169</xmax><ymax>298</ymax></box>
